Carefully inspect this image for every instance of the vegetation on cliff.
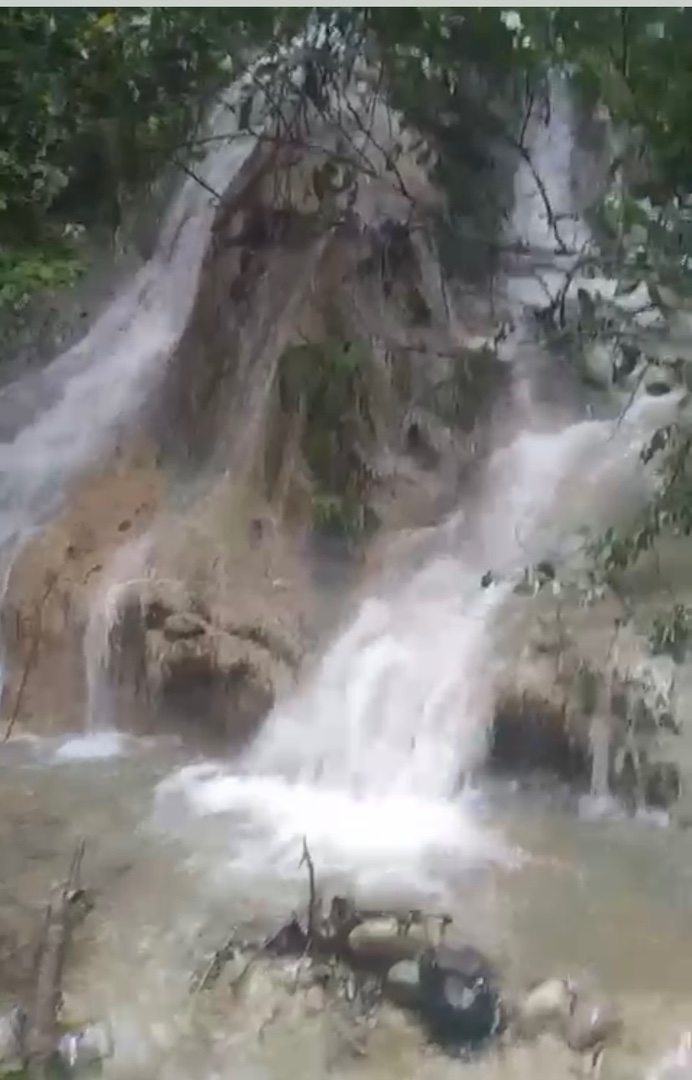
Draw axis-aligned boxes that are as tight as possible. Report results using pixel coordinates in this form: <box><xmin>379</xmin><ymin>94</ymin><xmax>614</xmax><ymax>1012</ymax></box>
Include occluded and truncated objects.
<box><xmin>3</xmin><ymin>9</ymin><xmax>691</xmax><ymax>301</ymax></box>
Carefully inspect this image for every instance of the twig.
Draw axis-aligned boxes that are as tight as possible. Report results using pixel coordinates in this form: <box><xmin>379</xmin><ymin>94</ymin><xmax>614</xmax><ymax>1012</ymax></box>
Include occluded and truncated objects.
<box><xmin>3</xmin><ymin>569</ymin><xmax>60</xmax><ymax>742</ymax></box>
<box><xmin>171</xmin><ymin>157</ymin><xmax>223</xmax><ymax>204</ymax></box>
<box><xmin>299</xmin><ymin>836</ymin><xmax>318</xmax><ymax>948</ymax></box>
<box><xmin>518</xmin><ymin>82</ymin><xmax>535</xmax><ymax>149</ymax></box>
<box><xmin>504</xmin><ymin>126</ymin><xmax>570</xmax><ymax>254</ymax></box>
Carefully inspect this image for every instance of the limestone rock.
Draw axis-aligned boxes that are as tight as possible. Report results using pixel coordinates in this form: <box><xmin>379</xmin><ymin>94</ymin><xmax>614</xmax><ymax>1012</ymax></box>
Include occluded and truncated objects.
<box><xmin>102</xmin><ymin>576</ymin><xmax>298</xmax><ymax>748</ymax></box>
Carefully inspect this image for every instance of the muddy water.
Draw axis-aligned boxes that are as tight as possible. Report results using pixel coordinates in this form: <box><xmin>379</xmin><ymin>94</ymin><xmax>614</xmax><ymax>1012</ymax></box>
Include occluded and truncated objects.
<box><xmin>1</xmin><ymin>735</ymin><xmax>691</xmax><ymax>1080</ymax></box>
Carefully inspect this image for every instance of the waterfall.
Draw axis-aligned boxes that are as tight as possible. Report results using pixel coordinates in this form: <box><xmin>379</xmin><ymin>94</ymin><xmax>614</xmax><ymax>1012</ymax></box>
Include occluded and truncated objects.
<box><xmin>158</xmin><ymin>75</ymin><xmax>683</xmax><ymax>886</ymax></box>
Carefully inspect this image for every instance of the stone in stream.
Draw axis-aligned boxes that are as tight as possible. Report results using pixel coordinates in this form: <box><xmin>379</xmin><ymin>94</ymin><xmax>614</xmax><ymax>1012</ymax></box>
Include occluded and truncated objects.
<box><xmin>417</xmin><ymin>944</ymin><xmax>503</xmax><ymax>1049</ymax></box>
<box><xmin>515</xmin><ymin>977</ymin><xmax>576</xmax><ymax>1038</ymax></box>
<box><xmin>347</xmin><ymin>917</ymin><xmax>429</xmax><ymax>968</ymax></box>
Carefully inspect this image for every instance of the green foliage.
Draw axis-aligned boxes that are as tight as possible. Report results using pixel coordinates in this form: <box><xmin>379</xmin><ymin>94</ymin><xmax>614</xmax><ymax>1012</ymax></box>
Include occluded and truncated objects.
<box><xmin>278</xmin><ymin>336</ymin><xmax>376</xmax><ymax>540</ymax></box>
<box><xmin>0</xmin><ymin>7</ymin><xmax>302</xmax><ymax>310</ymax></box>
<box><xmin>0</xmin><ymin>245</ymin><xmax>83</xmax><ymax>310</ymax></box>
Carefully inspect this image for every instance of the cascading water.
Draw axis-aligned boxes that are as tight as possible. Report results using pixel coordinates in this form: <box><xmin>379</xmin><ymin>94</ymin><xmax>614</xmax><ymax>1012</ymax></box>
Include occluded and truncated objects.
<box><xmin>0</xmin><ymin>98</ymin><xmax>256</xmax><ymax>626</ymax></box>
<box><xmin>161</xmin><ymin>72</ymin><xmax>683</xmax><ymax>884</ymax></box>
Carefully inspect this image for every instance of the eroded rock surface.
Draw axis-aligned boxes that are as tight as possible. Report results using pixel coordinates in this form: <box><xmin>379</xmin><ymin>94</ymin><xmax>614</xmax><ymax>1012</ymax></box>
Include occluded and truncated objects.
<box><xmin>491</xmin><ymin>591</ymin><xmax>683</xmax><ymax>811</ymax></box>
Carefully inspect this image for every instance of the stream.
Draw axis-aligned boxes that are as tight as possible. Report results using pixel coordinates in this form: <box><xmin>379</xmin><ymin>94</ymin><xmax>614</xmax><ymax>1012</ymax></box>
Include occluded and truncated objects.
<box><xmin>2</xmin><ymin>734</ymin><xmax>692</xmax><ymax>1079</ymax></box>
<box><xmin>1</xmin><ymin>70</ymin><xmax>691</xmax><ymax>1080</ymax></box>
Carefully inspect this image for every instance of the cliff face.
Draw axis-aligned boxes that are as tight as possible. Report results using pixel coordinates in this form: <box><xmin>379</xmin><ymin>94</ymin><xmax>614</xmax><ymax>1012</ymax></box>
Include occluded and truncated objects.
<box><xmin>0</xmin><ymin>85</ymin><xmax>510</xmax><ymax>747</ymax></box>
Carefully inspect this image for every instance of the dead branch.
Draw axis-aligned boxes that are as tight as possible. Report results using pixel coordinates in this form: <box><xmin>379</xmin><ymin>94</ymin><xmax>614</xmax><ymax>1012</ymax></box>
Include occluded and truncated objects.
<box><xmin>3</xmin><ymin>569</ymin><xmax>60</xmax><ymax>743</ymax></box>
<box><xmin>502</xmin><ymin>120</ymin><xmax>571</xmax><ymax>254</ymax></box>
<box><xmin>299</xmin><ymin>836</ymin><xmax>319</xmax><ymax>949</ymax></box>
<box><xmin>23</xmin><ymin>841</ymin><xmax>89</xmax><ymax>1077</ymax></box>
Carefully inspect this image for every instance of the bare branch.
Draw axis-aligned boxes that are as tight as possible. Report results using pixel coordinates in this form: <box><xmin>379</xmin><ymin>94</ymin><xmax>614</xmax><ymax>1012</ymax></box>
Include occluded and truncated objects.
<box><xmin>172</xmin><ymin>157</ymin><xmax>223</xmax><ymax>204</ymax></box>
<box><xmin>298</xmin><ymin>836</ymin><xmax>319</xmax><ymax>948</ymax></box>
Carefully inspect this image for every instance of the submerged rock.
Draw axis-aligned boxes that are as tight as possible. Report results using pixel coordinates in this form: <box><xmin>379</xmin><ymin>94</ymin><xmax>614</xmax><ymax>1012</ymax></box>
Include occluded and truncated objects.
<box><xmin>418</xmin><ymin>944</ymin><xmax>502</xmax><ymax>1048</ymax></box>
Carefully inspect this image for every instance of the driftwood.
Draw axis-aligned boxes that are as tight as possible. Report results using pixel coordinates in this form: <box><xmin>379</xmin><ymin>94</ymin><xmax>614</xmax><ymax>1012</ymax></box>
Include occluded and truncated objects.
<box><xmin>22</xmin><ymin>841</ymin><xmax>92</xmax><ymax>1077</ymax></box>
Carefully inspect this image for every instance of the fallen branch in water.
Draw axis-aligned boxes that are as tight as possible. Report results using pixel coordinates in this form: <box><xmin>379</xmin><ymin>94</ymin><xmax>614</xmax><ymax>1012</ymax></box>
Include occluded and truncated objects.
<box><xmin>22</xmin><ymin>840</ymin><xmax>92</xmax><ymax>1077</ymax></box>
<box><xmin>3</xmin><ymin>568</ymin><xmax>60</xmax><ymax>743</ymax></box>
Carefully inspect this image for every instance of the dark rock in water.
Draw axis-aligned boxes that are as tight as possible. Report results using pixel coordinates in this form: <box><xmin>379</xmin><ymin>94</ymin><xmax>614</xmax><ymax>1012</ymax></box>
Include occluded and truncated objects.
<box><xmin>418</xmin><ymin>944</ymin><xmax>503</xmax><ymax>1049</ymax></box>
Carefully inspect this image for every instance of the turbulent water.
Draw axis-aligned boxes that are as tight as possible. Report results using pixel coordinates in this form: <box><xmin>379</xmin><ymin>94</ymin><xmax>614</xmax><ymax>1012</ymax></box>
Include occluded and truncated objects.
<box><xmin>1</xmin><ymin>67</ymin><xmax>692</xmax><ymax>1080</ymax></box>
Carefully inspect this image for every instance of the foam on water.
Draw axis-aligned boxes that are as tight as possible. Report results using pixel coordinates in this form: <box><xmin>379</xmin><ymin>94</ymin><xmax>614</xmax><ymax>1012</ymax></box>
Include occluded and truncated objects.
<box><xmin>155</xmin><ymin>764</ymin><xmax>516</xmax><ymax>891</ymax></box>
<box><xmin>50</xmin><ymin>730</ymin><xmax>131</xmax><ymax>763</ymax></box>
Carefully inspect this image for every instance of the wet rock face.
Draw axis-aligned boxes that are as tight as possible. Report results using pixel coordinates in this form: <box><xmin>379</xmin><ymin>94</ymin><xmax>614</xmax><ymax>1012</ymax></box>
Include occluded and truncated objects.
<box><xmin>491</xmin><ymin>611</ymin><xmax>683</xmax><ymax>813</ymax></box>
<box><xmin>103</xmin><ymin>579</ymin><xmax>298</xmax><ymax>749</ymax></box>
